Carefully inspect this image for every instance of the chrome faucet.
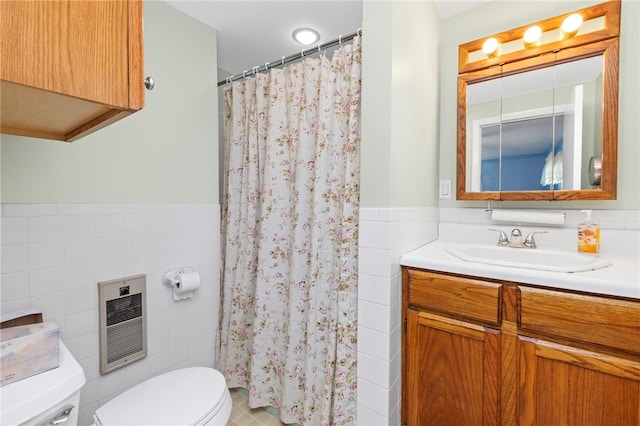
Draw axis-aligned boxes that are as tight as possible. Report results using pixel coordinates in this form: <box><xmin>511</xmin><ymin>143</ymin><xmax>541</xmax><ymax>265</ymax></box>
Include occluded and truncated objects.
<box><xmin>489</xmin><ymin>228</ymin><xmax>547</xmax><ymax>248</ymax></box>
<box><xmin>509</xmin><ymin>228</ymin><xmax>525</xmax><ymax>247</ymax></box>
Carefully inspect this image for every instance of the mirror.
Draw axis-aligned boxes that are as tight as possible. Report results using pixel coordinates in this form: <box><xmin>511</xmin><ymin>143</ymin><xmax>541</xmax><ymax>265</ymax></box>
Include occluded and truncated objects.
<box><xmin>456</xmin><ymin>1</ymin><xmax>620</xmax><ymax>201</ymax></box>
<box><xmin>467</xmin><ymin>55</ymin><xmax>603</xmax><ymax>193</ymax></box>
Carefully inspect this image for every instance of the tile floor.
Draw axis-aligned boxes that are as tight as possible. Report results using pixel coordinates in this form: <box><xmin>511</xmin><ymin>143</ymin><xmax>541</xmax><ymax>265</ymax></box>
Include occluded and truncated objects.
<box><xmin>228</xmin><ymin>388</ymin><xmax>290</xmax><ymax>426</ymax></box>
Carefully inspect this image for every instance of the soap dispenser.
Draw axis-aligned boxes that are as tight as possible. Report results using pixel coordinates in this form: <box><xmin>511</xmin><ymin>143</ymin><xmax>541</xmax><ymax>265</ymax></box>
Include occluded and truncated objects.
<box><xmin>578</xmin><ymin>210</ymin><xmax>600</xmax><ymax>253</ymax></box>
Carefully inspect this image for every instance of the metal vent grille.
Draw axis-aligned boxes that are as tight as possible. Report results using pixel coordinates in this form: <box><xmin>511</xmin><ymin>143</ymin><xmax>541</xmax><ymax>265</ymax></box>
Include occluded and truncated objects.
<box><xmin>98</xmin><ymin>275</ymin><xmax>147</xmax><ymax>375</ymax></box>
<box><xmin>106</xmin><ymin>294</ymin><xmax>143</xmax><ymax>326</ymax></box>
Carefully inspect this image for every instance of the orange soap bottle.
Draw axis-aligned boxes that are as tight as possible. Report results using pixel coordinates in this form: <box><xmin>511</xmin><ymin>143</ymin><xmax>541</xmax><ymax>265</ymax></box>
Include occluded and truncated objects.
<box><xmin>578</xmin><ymin>209</ymin><xmax>600</xmax><ymax>253</ymax></box>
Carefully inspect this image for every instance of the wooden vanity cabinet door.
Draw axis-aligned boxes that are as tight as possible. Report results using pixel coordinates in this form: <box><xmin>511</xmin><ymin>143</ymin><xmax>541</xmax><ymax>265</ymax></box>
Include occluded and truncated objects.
<box><xmin>517</xmin><ymin>286</ymin><xmax>640</xmax><ymax>425</ymax></box>
<box><xmin>518</xmin><ymin>336</ymin><xmax>640</xmax><ymax>425</ymax></box>
<box><xmin>405</xmin><ymin>309</ymin><xmax>500</xmax><ymax>426</ymax></box>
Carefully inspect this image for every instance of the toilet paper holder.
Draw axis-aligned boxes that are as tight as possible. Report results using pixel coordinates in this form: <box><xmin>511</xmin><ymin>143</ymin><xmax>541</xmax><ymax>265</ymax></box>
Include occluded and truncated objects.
<box><xmin>161</xmin><ymin>267</ymin><xmax>197</xmax><ymax>288</ymax></box>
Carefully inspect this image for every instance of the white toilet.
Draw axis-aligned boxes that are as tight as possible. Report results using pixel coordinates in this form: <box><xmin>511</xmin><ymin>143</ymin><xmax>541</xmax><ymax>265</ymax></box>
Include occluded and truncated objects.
<box><xmin>1</xmin><ymin>342</ymin><xmax>232</xmax><ymax>426</ymax></box>
<box><xmin>93</xmin><ymin>365</ymin><xmax>232</xmax><ymax>426</ymax></box>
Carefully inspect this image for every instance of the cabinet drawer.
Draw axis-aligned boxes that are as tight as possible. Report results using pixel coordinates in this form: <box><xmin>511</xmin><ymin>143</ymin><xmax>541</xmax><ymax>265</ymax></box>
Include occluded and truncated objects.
<box><xmin>519</xmin><ymin>286</ymin><xmax>640</xmax><ymax>354</ymax></box>
<box><xmin>407</xmin><ymin>269</ymin><xmax>502</xmax><ymax>326</ymax></box>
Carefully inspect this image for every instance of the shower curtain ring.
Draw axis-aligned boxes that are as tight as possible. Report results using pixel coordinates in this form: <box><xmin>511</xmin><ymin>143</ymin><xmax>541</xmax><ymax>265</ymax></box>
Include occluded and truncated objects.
<box><xmin>301</xmin><ymin>48</ymin><xmax>306</xmax><ymax>57</ymax></box>
<box><xmin>339</xmin><ymin>35</ymin><xmax>343</xmax><ymax>45</ymax></box>
<box><xmin>357</xmin><ymin>28</ymin><xmax>362</xmax><ymax>37</ymax></box>
<box><xmin>243</xmin><ymin>70</ymin><xmax>247</xmax><ymax>78</ymax></box>
<box><xmin>281</xmin><ymin>56</ymin><xmax>286</xmax><ymax>66</ymax></box>
<box><xmin>265</xmin><ymin>62</ymin><xmax>270</xmax><ymax>71</ymax></box>
<box><xmin>253</xmin><ymin>66</ymin><xmax>259</xmax><ymax>75</ymax></box>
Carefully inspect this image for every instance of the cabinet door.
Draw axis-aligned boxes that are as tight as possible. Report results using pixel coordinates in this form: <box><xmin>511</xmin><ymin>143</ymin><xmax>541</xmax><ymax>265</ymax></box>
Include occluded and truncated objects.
<box><xmin>2</xmin><ymin>0</ymin><xmax>134</xmax><ymax>106</ymax></box>
<box><xmin>405</xmin><ymin>310</ymin><xmax>500</xmax><ymax>426</ymax></box>
<box><xmin>0</xmin><ymin>0</ymin><xmax>143</xmax><ymax>141</ymax></box>
<box><xmin>519</xmin><ymin>336</ymin><xmax>640</xmax><ymax>425</ymax></box>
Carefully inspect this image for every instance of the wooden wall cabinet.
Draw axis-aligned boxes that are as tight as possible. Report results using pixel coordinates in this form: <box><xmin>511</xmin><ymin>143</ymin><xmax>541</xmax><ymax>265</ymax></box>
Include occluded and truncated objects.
<box><xmin>0</xmin><ymin>0</ymin><xmax>144</xmax><ymax>142</ymax></box>
<box><xmin>402</xmin><ymin>267</ymin><xmax>640</xmax><ymax>426</ymax></box>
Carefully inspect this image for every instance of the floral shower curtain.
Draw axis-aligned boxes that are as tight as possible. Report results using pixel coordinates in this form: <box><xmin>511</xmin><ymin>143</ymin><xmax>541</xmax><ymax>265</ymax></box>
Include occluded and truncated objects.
<box><xmin>217</xmin><ymin>37</ymin><xmax>361</xmax><ymax>425</ymax></box>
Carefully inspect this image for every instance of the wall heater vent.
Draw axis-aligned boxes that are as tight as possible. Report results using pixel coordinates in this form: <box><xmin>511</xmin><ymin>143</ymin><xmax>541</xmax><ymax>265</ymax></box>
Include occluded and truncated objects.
<box><xmin>98</xmin><ymin>274</ymin><xmax>147</xmax><ymax>375</ymax></box>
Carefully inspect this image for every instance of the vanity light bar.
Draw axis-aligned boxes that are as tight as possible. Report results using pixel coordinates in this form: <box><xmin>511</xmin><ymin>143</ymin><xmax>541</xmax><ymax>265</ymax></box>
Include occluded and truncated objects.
<box><xmin>459</xmin><ymin>0</ymin><xmax>620</xmax><ymax>74</ymax></box>
<box><xmin>474</xmin><ymin>15</ymin><xmax>602</xmax><ymax>61</ymax></box>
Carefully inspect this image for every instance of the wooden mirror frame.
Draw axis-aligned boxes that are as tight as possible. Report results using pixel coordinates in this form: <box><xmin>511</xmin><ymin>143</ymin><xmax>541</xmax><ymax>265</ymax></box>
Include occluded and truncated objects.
<box><xmin>456</xmin><ymin>1</ymin><xmax>620</xmax><ymax>201</ymax></box>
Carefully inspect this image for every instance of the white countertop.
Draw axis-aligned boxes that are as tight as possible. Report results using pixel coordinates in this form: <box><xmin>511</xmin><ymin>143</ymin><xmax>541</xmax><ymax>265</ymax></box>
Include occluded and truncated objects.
<box><xmin>400</xmin><ymin>240</ymin><xmax>640</xmax><ymax>299</ymax></box>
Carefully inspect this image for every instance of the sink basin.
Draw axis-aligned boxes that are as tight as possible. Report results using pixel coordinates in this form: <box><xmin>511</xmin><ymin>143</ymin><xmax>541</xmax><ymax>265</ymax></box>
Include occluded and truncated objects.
<box><xmin>445</xmin><ymin>244</ymin><xmax>612</xmax><ymax>273</ymax></box>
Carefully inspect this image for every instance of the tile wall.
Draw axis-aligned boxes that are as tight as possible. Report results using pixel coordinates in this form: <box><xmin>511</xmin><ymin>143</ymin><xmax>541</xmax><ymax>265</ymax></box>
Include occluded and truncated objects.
<box><xmin>1</xmin><ymin>203</ymin><xmax>221</xmax><ymax>425</ymax></box>
<box><xmin>4</xmin><ymin>204</ymin><xmax>635</xmax><ymax>425</ymax></box>
<box><xmin>356</xmin><ymin>207</ymin><xmax>439</xmax><ymax>425</ymax></box>
<box><xmin>438</xmin><ymin>208</ymin><xmax>640</xmax><ymax>255</ymax></box>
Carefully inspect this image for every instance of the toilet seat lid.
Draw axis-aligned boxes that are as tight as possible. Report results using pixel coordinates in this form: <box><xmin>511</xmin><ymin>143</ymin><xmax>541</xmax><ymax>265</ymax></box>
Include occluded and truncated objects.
<box><xmin>94</xmin><ymin>367</ymin><xmax>228</xmax><ymax>426</ymax></box>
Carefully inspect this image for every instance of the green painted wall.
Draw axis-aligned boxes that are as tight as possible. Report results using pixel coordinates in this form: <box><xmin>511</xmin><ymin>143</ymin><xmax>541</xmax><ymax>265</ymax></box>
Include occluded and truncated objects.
<box><xmin>360</xmin><ymin>0</ymin><xmax>440</xmax><ymax>208</ymax></box>
<box><xmin>3</xmin><ymin>1</ymin><xmax>636</xmax><ymax>211</ymax></box>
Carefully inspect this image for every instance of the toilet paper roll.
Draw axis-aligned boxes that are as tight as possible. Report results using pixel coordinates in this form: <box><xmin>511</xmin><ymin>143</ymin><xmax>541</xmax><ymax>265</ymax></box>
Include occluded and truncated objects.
<box><xmin>173</xmin><ymin>271</ymin><xmax>200</xmax><ymax>301</ymax></box>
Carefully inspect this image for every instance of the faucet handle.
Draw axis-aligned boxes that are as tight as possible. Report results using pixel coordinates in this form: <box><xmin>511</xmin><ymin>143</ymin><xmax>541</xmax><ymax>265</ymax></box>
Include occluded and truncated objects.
<box><xmin>488</xmin><ymin>228</ymin><xmax>509</xmax><ymax>246</ymax></box>
<box><xmin>524</xmin><ymin>231</ymin><xmax>548</xmax><ymax>249</ymax></box>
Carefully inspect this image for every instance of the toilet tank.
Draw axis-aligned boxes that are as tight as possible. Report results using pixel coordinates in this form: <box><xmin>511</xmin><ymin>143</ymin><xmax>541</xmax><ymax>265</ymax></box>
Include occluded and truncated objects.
<box><xmin>0</xmin><ymin>341</ymin><xmax>86</xmax><ymax>425</ymax></box>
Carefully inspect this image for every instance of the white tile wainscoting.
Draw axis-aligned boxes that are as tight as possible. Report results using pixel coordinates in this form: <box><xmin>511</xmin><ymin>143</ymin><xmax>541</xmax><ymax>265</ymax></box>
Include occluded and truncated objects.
<box><xmin>357</xmin><ymin>207</ymin><xmax>439</xmax><ymax>425</ymax></box>
<box><xmin>438</xmin><ymin>208</ymin><xmax>640</xmax><ymax>256</ymax></box>
<box><xmin>3</xmin><ymin>204</ymin><xmax>635</xmax><ymax>425</ymax></box>
<box><xmin>2</xmin><ymin>203</ymin><xmax>439</xmax><ymax>426</ymax></box>
<box><xmin>0</xmin><ymin>204</ymin><xmax>221</xmax><ymax>425</ymax></box>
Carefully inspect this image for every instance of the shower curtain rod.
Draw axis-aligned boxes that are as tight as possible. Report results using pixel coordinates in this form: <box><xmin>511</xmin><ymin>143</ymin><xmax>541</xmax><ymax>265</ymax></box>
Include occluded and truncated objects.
<box><xmin>217</xmin><ymin>28</ymin><xmax>362</xmax><ymax>87</ymax></box>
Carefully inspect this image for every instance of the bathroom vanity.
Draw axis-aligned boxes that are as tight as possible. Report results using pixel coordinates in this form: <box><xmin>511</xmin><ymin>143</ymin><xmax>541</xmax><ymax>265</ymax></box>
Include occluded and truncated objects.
<box><xmin>400</xmin><ymin>241</ymin><xmax>640</xmax><ymax>426</ymax></box>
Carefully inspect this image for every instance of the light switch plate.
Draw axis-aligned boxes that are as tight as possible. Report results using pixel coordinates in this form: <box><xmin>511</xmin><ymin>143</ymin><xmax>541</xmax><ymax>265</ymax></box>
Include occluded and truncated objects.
<box><xmin>439</xmin><ymin>179</ymin><xmax>452</xmax><ymax>199</ymax></box>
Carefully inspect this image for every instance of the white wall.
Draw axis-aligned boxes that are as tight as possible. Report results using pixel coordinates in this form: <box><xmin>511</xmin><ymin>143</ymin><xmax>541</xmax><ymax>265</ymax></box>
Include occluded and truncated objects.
<box><xmin>1</xmin><ymin>203</ymin><xmax>220</xmax><ymax>425</ymax></box>
<box><xmin>357</xmin><ymin>207</ymin><xmax>438</xmax><ymax>425</ymax></box>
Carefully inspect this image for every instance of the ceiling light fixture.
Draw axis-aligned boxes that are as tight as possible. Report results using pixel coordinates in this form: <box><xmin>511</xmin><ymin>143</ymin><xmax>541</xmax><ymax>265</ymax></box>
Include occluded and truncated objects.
<box><xmin>292</xmin><ymin>28</ymin><xmax>320</xmax><ymax>45</ymax></box>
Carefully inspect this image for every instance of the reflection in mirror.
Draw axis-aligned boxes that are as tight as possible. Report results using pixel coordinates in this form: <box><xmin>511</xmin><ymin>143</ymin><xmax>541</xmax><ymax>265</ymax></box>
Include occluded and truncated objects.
<box><xmin>466</xmin><ymin>55</ymin><xmax>603</xmax><ymax>193</ymax></box>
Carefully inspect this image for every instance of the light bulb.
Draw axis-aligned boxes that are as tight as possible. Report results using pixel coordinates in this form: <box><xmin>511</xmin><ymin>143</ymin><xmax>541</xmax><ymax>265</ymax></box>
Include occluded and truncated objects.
<box><xmin>482</xmin><ymin>38</ymin><xmax>500</xmax><ymax>57</ymax></box>
<box><xmin>561</xmin><ymin>14</ymin><xmax>583</xmax><ymax>38</ymax></box>
<box><xmin>523</xmin><ymin>26</ymin><xmax>542</xmax><ymax>47</ymax></box>
<box><xmin>292</xmin><ymin>28</ymin><xmax>320</xmax><ymax>45</ymax></box>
